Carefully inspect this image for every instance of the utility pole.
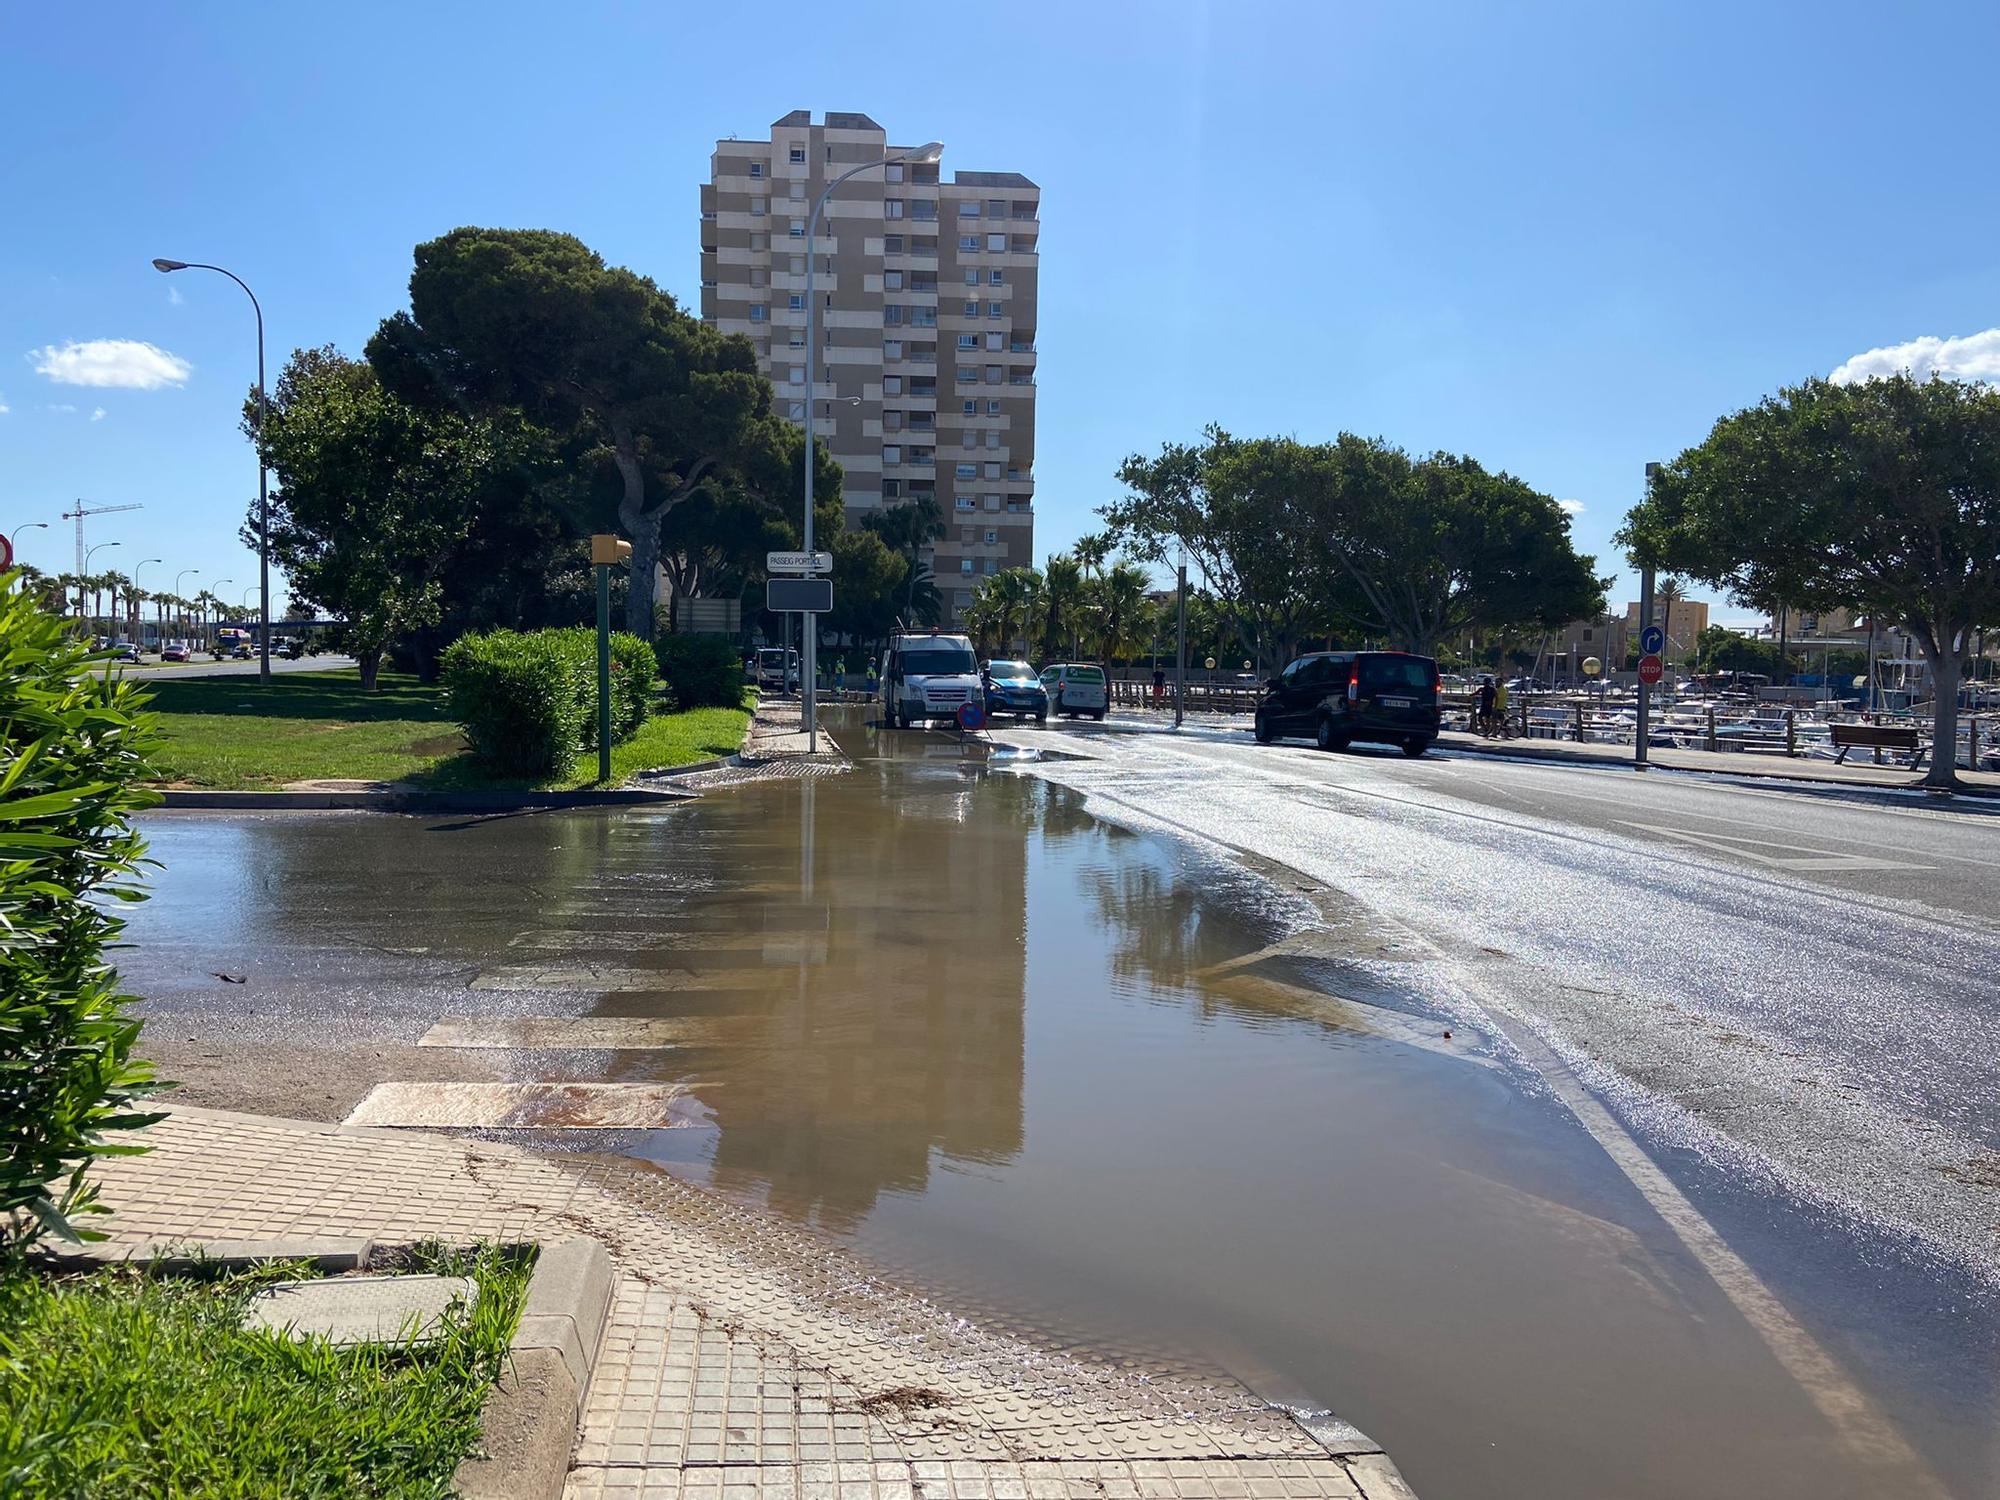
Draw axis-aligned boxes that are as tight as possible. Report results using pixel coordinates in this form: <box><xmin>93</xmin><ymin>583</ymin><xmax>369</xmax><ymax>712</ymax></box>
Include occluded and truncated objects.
<box><xmin>1174</xmin><ymin>559</ymin><xmax>1188</xmax><ymax>729</ymax></box>
<box><xmin>1636</xmin><ymin>461</ymin><xmax>1662</xmax><ymax>769</ymax></box>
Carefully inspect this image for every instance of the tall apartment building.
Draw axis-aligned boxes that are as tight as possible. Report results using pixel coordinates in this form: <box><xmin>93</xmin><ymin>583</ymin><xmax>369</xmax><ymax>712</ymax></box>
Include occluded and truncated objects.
<box><xmin>700</xmin><ymin>111</ymin><xmax>1038</xmax><ymax>621</ymax></box>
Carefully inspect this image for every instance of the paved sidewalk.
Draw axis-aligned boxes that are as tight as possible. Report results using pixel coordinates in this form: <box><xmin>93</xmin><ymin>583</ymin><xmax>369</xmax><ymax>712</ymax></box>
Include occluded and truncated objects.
<box><xmin>90</xmin><ymin>1108</ymin><xmax>1415</xmax><ymax>1499</ymax></box>
<box><xmin>742</xmin><ymin>695</ymin><xmax>850</xmax><ymax>766</ymax></box>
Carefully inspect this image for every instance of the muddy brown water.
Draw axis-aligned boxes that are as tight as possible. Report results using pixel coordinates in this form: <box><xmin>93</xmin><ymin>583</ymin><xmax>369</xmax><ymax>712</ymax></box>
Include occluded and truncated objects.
<box><xmin>125</xmin><ymin>715</ymin><xmax>1994</xmax><ymax>1500</ymax></box>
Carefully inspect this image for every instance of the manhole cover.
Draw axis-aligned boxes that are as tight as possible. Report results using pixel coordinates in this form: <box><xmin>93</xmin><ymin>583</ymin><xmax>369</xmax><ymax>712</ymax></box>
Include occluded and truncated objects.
<box><xmin>246</xmin><ymin>1274</ymin><xmax>477</xmax><ymax>1345</ymax></box>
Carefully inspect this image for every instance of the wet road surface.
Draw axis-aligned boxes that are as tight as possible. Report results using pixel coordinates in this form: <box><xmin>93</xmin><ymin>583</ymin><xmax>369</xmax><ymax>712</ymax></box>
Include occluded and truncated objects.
<box><xmin>121</xmin><ymin>711</ymin><xmax>1997</xmax><ymax>1500</ymax></box>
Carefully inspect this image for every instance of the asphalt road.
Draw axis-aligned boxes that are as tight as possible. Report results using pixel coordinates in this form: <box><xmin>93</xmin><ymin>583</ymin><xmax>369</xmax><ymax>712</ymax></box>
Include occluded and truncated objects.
<box><xmin>994</xmin><ymin>716</ymin><xmax>2000</xmax><ymax>1287</ymax></box>
<box><xmin>96</xmin><ymin>652</ymin><xmax>357</xmax><ymax>678</ymax></box>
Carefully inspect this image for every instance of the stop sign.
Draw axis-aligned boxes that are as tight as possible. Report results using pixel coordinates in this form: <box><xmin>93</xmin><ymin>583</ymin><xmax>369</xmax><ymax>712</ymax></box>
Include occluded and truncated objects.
<box><xmin>1637</xmin><ymin>653</ymin><xmax>1664</xmax><ymax>686</ymax></box>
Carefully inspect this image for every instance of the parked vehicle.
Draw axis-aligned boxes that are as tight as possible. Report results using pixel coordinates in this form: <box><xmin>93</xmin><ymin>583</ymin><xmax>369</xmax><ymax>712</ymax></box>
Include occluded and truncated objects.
<box><xmin>280</xmin><ymin>638</ymin><xmax>307</xmax><ymax>660</ymax></box>
<box><xmin>1041</xmin><ymin>663</ymin><xmax>1109</xmax><ymax>720</ymax></box>
<box><xmin>160</xmin><ymin>644</ymin><xmax>190</xmax><ymax>663</ymax></box>
<box><xmin>112</xmin><ymin>643</ymin><xmax>141</xmax><ymax>663</ymax></box>
<box><xmin>982</xmin><ymin>659</ymin><xmax>1048</xmax><ymax>722</ymax></box>
<box><xmin>880</xmin><ymin>632</ymin><xmax>983</xmax><ymax>729</ymax></box>
<box><xmin>231</xmin><ymin>643</ymin><xmax>254</xmax><ymax>659</ymax></box>
<box><xmin>1253</xmin><ymin>650</ymin><xmax>1441</xmax><ymax>757</ymax></box>
<box><xmin>755</xmin><ymin>647</ymin><xmax>800</xmax><ymax>692</ymax></box>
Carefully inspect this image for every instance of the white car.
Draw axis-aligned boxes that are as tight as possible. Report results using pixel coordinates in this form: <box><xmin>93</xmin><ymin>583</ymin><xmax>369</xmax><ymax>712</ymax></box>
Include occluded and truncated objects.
<box><xmin>880</xmin><ymin>632</ymin><xmax>983</xmax><ymax>729</ymax></box>
<box><xmin>1041</xmin><ymin>663</ymin><xmax>1109</xmax><ymax>719</ymax></box>
<box><xmin>755</xmin><ymin>647</ymin><xmax>799</xmax><ymax>692</ymax></box>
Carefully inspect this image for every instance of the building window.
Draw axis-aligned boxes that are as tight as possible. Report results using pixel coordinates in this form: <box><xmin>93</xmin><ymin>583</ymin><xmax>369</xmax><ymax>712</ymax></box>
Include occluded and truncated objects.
<box><xmin>884</xmin><ymin>410</ymin><xmax>903</xmax><ymax>432</ymax></box>
<box><xmin>959</xmin><ymin>235</ymin><xmax>980</xmax><ymax>252</ymax></box>
<box><xmin>789</xmin><ymin>180</ymin><xmax>805</xmax><ymax>200</ymax></box>
<box><xmin>911</xmin><ymin>201</ymin><xmax>937</xmax><ymax>221</ymax></box>
<box><xmin>789</xmin><ymin>144</ymin><xmax>806</xmax><ymax>163</ymax></box>
<box><xmin>959</xmin><ymin>201</ymin><xmax>979</xmax><ymax>218</ymax></box>
<box><xmin>960</xmin><ymin>558</ymin><xmax>975</xmax><ymax>574</ymax></box>
<box><xmin>883</xmin><ymin>446</ymin><xmax>902</xmax><ymax>466</ymax></box>
<box><xmin>884</xmin><ymin>233</ymin><xmax>904</xmax><ymax>254</ymax></box>
<box><xmin>788</xmin><ymin>294</ymin><xmax>805</xmax><ymax>311</ymax></box>
<box><xmin>749</xmin><ymin>161</ymin><xmax>764</xmax><ymax>178</ymax></box>
<box><xmin>786</xmin><ymin>400</ymin><xmax>804</xmax><ymax>420</ymax></box>
<box><xmin>962</xmin><ymin>399</ymin><xmax>976</xmax><ymax>414</ymax></box>
<box><xmin>751</xmin><ymin>198</ymin><xmax>767</xmax><ymax>217</ymax></box>
<box><xmin>788</xmin><ymin>365</ymin><xmax>805</xmax><ymax>385</ymax></box>
<box><xmin>955</xmin><ymin>496</ymin><xmax>976</xmax><ymax>511</ymax></box>
<box><xmin>989</xmin><ymin>269</ymin><xmax>1005</xmax><ymax>286</ymax></box>
<box><xmin>984</xmin><ymin>331</ymin><xmax>1004</xmax><ymax>351</ymax></box>
<box><xmin>983</xmin><ymin>493</ymin><xmax>1000</xmax><ymax>509</ymax></box>
<box><xmin>986</xmin><ymin>399</ymin><xmax>1001</xmax><ymax>415</ymax></box>
<box><xmin>884</xmin><ymin>339</ymin><xmax>903</xmax><ymax>360</ymax></box>
<box><xmin>984</xmin><ymin>529</ymin><xmax>999</xmax><ymax>545</ymax></box>
<box><xmin>957</xmin><ymin>333</ymin><xmax>977</xmax><ymax>349</ymax></box>
<box><xmin>884</xmin><ymin>375</ymin><xmax>903</xmax><ymax>396</ymax></box>
<box><xmin>749</xmin><ymin>306</ymin><xmax>767</xmax><ymax>322</ymax></box>
<box><xmin>885</xmin><ymin>162</ymin><xmax>904</xmax><ymax>182</ymax></box>
<box><xmin>963</xmin><ymin>429</ymin><xmax>978</xmax><ymax>449</ymax></box>
<box><xmin>963</xmin><ymin>300</ymin><xmax>979</xmax><ymax>317</ymax></box>
<box><xmin>986</xmin><ymin>301</ymin><xmax>1003</xmax><ymax>319</ymax></box>
<box><xmin>750</xmin><ymin>233</ymin><xmax>768</xmax><ymax>251</ymax></box>
<box><xmin>956</xmin><ymin>463</ymin><xmax>978</xmax><ymax>478</ymax></box>
<box><xmin>984</xmin><ymin>365</ymin><xmax>1002</xmax><ymax>384</ymax></box>
<box><xmin>983</xmin><ymin>461</ymin><xmax>1001</xmax><ymax>478</ymax></box>
<box><xmin>885</xmin><ymin>306</ymin><xmax>906</xmax><ymax>326</ymax></box>
<box><xmin>986</xmin><ymin>430</ymin><xmax>1000</xmax><ymax>448</ymax></box>
<box><xmin>885</xmin><ymin>199</ymin><xmax>906</xmax><ymax>219</ymax></box>
<box><xmin>789</xmin><ymin>220</ymin><xmax>805</xmax><ymax>237</ymax></box>
<box><xmin>986</xmin><ymin>199</ymin><xmax>1005</xmax><ymax>218</ymax></box>
<box><xmin>883</xmin><ymin>479</ymin><xmax>902</xmax><ymax>499</ymax></box>
<box><xmin>963</xmin><ymin>268</ymin><xmax>978</xmax><ymax>286</ymax></box>
<box><xmin>986</xmin><ymin>233</ymin><xmax>1006</xmax><ymax>251</ymax></box>
<box><xmin>957</xmin><ymin>365</ymin><xmax>978</xmax><ymax>383</ymax></box>
<box><xmin>885</xmin><ymin>270</ymin><xmax>904</xmax><ymax>291</ymax></box>
<box><xmin>787</xmin><ymin>331</ymin><xmax>804</xmax><ymax>347</ymax></box>
<box><xmin>911</xmin><ymin>307</ymin><xmax>936</xmax><ymax>327</ymax></box>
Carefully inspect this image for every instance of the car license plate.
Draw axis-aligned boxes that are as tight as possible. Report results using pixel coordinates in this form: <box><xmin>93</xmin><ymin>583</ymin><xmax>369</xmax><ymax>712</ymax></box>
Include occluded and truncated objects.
<box><xmin>1382</xmin><ymin>696</ymin><xmax>1412</xmax><ymax>708</ymax></box>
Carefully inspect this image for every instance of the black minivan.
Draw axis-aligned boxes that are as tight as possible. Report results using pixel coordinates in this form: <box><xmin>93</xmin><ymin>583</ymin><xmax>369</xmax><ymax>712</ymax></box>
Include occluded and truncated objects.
<box><xmin>1253</xmin><ymin>651</ymin><xmax>1442</xmax><ymax>757</ymax></box>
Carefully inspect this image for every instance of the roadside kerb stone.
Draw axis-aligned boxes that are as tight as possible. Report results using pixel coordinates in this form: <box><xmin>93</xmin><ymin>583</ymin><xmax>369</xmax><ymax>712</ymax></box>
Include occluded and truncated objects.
<box><xmin>157</xmin><ymin>786</ymin><xmax>696</xmax><ymax>812</ymax></box>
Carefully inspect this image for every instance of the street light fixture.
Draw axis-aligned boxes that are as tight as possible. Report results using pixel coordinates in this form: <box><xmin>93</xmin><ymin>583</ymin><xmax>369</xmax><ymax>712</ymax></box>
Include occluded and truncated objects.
<box><xmin>132</xmin><ymin>556</ymin><xmax>163</xmax><ymax>645</ymax></box>
<box><xmin>83</xmin><ymin>540</ymin><xmax>120</xmax><ymax>629</ymax></box>
<box><xmin>153</xmin><ymin>257</ymin><xmax>271</xmax><ymax>681</ymax></box>
<box><xmin>800</xmin><ymin>139</ymin><xmax>945</xmax><ymax>751</ymax></box>
<box><xmin>174</xmin><ymin>568</ymin><xmax>199</xmax><ymax>646</ymax></box>
<box><xmin>9</xmin><ymin>520</ymin><xmax>48</xmax><ymax>556</ymax></box>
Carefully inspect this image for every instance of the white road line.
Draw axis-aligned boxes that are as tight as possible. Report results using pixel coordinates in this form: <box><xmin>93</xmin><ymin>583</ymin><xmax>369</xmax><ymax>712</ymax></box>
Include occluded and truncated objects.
<box><xmin>344</xmin><ymin>1081</ymin><xmax>710</xmax><ymax>1129</ymax></box>
<box><xmin>419</xmin><ymin>1016</ymin><xmax>712</xmax><ymax>1050</ymax></box>
<box><xmin>1616</xmin><ymin>820</ymin><xmax>1931</xmax><ymax>871</ymax></box>
<box><xmin>470</xmin><ymin>964</ymin><xmax>733</xmax><ymax>992</ymax></box>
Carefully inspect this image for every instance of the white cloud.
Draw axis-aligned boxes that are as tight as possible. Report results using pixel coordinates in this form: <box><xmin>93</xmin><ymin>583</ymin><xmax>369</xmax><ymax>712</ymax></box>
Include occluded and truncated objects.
<box><xmin>90</xmin><ymin>406</ymin><xmax>106</xmax><ymax>422</ymax></box>
<box><xmin>28</xmin><ymin>338</ymin><xmax>192</xmax><ymax>390</ymax></box>
<box><xmin>45</xmin><ymin>403</ymin><xmax>76</xmax><ymax>414</ymax></box>
<box><xmin>0</xmin><ymin>394</ymin><xmax>9</xmax><ymax>415</ymax></box>
<box><xmin>1557</xmin><ymin>498</ymin><xmax>1585</xmax><ymax>516</ymax></box>
<box><xmin>1829</xmin><ymin>328</ymin><xmax>2000</xmax><ymax>386</ymax></box>
<box><xmin>166</xmin><ymin>285</ymin><xmax>184</xmax><ymax>306</ymax></box>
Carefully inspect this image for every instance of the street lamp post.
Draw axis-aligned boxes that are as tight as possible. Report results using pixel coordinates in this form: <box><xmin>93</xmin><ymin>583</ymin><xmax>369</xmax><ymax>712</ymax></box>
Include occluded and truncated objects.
<box><xmin>9</xmin><ymin>520</ymin><xmax>48</xmax><ymax>558</ymax></box>
<box><xmin>132</xmin><ymin>556</ymin><xmax>162</xmax><ymax>645</ymax></box>
<box><xmin>801</xmin><ymin>139</ymin><xmax>944</xmax><ymax>752</ymax></box>
<box><xmin>174</xmin><ymin>568</ymin><xmax>199</xmax><ymax>647</ymax></box>
<box><xmin>84</xmin><ymin>541</ymin><xmax>120</xmax><ymax>632</ymax></box>
<box><xmin>152</xmin><ymin>258</ymin><xmax>270</xmax><ymax>682</ymax></box>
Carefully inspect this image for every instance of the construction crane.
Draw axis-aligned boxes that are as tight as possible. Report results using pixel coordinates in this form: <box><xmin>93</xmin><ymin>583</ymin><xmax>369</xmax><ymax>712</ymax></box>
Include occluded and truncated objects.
<box><xmin>59</xmin><ymin>500</ymin><xmax>144</xmax><ymax>576</ymax></box>
<box><xmin>59</xmin><ymin>500</ymin><xmax>143</xmax><ymax>621</ymax></box>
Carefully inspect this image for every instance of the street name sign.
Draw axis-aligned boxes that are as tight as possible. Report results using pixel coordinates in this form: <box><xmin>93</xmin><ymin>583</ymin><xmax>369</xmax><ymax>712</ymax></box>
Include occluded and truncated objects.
<box><xmin>767</xmin><ymin>551</ymin><xmax>833</xmax><ymax>574</ymax></box>
<box><xmin>1640</xmin><ymin>624</ymin><xmax>1665</xmax><ymax>656</ymax></box>
<box><xmin>1637</xmin><ymin>653</ymin><xmax>1664</xmax><ymax>686</ymax></box>
<box><xmin>767</xmin><ymin>577</ymin><xmax>833</xmax><ymax>613</ymax></box>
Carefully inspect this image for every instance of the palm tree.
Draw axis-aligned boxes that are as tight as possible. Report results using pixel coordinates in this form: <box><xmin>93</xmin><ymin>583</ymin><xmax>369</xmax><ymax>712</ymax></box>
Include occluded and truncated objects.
<box><xmin>863</xmin><ymin>495</ymin><xmax>948</xmax><ymax>624</ymax></box>
<box><xmin>1094</xmin><ymin>561</ymin><xmax>1155</xmax><ymax>672</ymax></box>
<box><xmin>194</xmin><ymin>590</ymin><xmax>221</xmax><ymax>651</ymax></box>
<box><xmin>1038</xmin><ymin>554</ymin><xmax>1086</xmax><ymax>661</ymax></box>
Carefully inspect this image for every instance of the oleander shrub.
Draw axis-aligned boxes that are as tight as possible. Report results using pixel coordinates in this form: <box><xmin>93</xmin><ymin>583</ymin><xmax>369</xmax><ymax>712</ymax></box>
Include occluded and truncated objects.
<box><xmin>440</xmin><ymin>627</ymin><xmax>656</xmax><ymax>778</ymax></box>
<box><xmin>0</xmin><ymin>574</ymin><xmax>163</xmax><ymax>1254</ymax></box>
<box><xmin>654</xmin><ymin>632</ymin><xmax>745</xmax><ymax>710</ymax></box>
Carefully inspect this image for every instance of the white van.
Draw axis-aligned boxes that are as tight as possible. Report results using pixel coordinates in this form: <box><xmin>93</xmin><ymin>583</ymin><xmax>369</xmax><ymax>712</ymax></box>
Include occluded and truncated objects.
<box><xmin>755</xmin><ymin>648</ymin><xmax>799</xmax><ymax>692</ymax></box>
<box><xmin>1041</xmin><ymin>663</ymin><xmax>1109</xmax><ymax>719</ymax></box>
<box><xmin>880</xmin><ymin>632</ymin><xmax>983</xmax><ymax>729</ymax></box>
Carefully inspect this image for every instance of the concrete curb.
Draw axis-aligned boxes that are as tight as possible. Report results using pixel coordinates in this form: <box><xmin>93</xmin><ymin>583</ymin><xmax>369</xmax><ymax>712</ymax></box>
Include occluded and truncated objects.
<box><xmin>1432</xmin><ymin>733</ymin><xmax>2000</xmax><ymax>796</ymax></box>
<box><xmin>155</xmin><ymin>786</ymin><xmax>694</xmax><ymax>812</ymax></box>
<box><xmin>455</xmin><ymin>1235</ymin><xmax>615</xmax><ymax>1500</ymax></box>
<box><xmin>37</xmin><ymin>1225</ymin><xmax>615</xmax><ymax>1500</ymax></box>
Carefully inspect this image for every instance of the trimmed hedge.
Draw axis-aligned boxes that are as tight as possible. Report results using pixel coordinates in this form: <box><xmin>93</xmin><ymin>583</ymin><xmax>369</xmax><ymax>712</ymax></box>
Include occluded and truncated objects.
<box><xmin>440</xmin><ymin>627</ymin><xmax>654</xmax><ymax>779</ymax></box>
<box><xmin>1</xmin><ymin>575</ymin><xmax>162</xmax><ymax>1252</ymax></box>
<box><xmin>655</xmin><ymin>633</ymin><xmax>745</xmax><ymax>711</ymax></box>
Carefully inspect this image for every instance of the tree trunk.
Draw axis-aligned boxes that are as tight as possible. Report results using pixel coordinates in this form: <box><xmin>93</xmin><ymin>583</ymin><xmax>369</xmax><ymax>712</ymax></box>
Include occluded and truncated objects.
<box><xmin>1920</xmin><ymin>638</ymin><xmax>1963</xmax><ymax>790</ymax></box>
<box><xmin>358</xmin><ymin>647</ymin><xmax>383</xmax><ymax>693</ymax></box>
<box><xmin>624</xmin><ymin>518</ymin><xmax>661</xmax><ymax>638</ymax></box>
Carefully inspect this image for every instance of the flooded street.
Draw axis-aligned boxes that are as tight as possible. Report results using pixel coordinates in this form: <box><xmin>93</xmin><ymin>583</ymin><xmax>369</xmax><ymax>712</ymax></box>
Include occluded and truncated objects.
<box><xmin>123</xmin><ymin>713</ymin><xmax>1996</xmax><ymax>1500</ymax></box>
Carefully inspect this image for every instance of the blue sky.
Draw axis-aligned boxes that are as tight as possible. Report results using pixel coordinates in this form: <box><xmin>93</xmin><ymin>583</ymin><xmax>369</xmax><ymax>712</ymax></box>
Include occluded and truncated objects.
<box><xmin>4</xmin><ymin>1</ymin><xmax>1997</xmax><ymax>621</ymax></box>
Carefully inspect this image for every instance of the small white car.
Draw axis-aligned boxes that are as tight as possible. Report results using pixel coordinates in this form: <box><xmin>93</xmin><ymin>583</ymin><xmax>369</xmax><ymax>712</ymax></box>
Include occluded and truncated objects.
<box><xmin>880</xmin><ymin>632</ymin><xmax>983</xmax><ymax>729</ymax></box>
<box><xmin>1041</xmin><ymin>663</ymin><xmax>1109</xmax><ymax>719</ymax></box>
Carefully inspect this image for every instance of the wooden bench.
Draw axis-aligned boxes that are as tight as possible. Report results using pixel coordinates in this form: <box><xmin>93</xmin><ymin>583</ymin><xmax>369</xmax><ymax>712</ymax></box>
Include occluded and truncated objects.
<box><xmin>1830</xmin><ymin>722</ymin><xmax>1925</xmax><ymax>765</ymax></box>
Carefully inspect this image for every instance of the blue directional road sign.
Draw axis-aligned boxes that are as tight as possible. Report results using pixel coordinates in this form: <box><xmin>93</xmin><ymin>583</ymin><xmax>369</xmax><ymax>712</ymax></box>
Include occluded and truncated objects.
<box><xmin>1640</xmin><ymin>624</ymin><xmax>1665</xmax><ymax>656</ymax></box>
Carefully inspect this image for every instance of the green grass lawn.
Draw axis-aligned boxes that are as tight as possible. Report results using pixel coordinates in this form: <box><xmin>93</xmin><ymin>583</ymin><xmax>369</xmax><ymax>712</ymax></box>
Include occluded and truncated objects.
<box><xmin>0</xmin><ymin>1246</ymin><xmax>528</xmax><ymax>1498</ymax></box>
<box><xmin>144</xmin><ymin>667</ymin><xmax>751</xmax><ymax>790</ymax></box>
